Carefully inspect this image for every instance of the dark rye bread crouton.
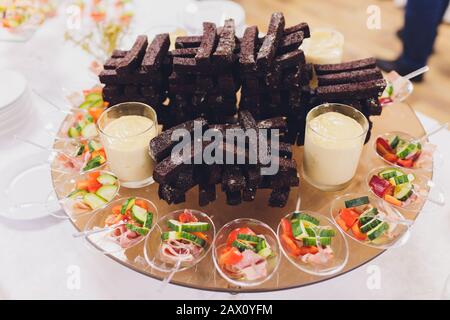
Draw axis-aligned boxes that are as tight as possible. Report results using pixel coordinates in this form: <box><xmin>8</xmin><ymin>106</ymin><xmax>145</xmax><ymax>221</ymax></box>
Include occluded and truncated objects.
<box><xmin>213</xmin><ymin>19</ymin><xmax>236</xmax><ymax>65</ymax></box>
<box><xmin>168</xmin><ymin>47</ymin><xmax>198</xmax><ymax>58</ymax></box>
<box><xmin>317</xmin><ymin>68</ymin><xmax>383</xmax><ymax>86</ymax></box>
<box><xmin>239</xmin><ymin>26</ymin><xmax>259</xmax><ymax>72</ymax></box>
<box><xmin>172</xmin><ymin>57</ymin><xmax>215</xmax><ymax>74</ymax></box>
<box><xmin>142</xmin><ymin>33</ymin><xmax>170</xmax><ymax>72</ymax></box>
<box><xmin>222</xmin><ymin>166</ymin><xmax>246</xmax><ymax>192</ymax></box>
<box><xmin>314</xmin><ymin>57</ymin><xmax>377</xmax><ymax>75</ymax></box>
<box><xmin>316</xmin><ymin>79</ymin><xmax>387</xmax><ymax>100</ymax></box>
<box><xmin>195</xmin><ymin>22</ymin><xmax>218</xmax><ymax>65</ymax></box>
<box><xmin>284</xmin><ymin>22</ymin><xmax>310</xmax><ymax>38</ymax></box>
<box><xmin>256</xmin><ymin>12</ymin><xmax>285</xmax><ymax>69</ymax></box>
<box><xmin>149</xmin><ymin>117</ymin><xmax>208</xmax><ymax>162</ymax></box>
<box><xmin>111</xmin><ymin>49</ymin><xmax>128</xmax><ymax>58</ymax></box>
<box><xmin>278</xmin><ymin>30</ymin><xmax>304</xmax><ymax>54</ymax></box>
<box><xmin>116</xmin><ymin>35</ymin><xmax>148</xmax><ymax>74</ymax></box>
<box><xmin>269</xmin><ymin>187</ymin><xmax>290</xmax><ymax>207</ymax></box>
<box><xmin>274</xmin><ymin>49</ymin><xmax>305</xmax><ymax>70</ymax></box>
<box><xmin>175</xmin><ymin>36</ymin><xmax>202</xmax><ymax>49</ymax></box>
<box><xmin>103</xmin><ymin>57</ymin><xmax>122</xmax><ymax>70</ymax></box>
<box><xmin>158</xmin><ymin>184</ymin><xmax>186</xmax><ymax>204</ymax></box>
<box><xmin>199</xmin><ymin>182</ymin><xmax>216</xmax><ymax>206</ymax></box>
<box><xmin>257</xmin><ymin>117</ymin><xmax>287</xmax><ymax>130</ymax></box>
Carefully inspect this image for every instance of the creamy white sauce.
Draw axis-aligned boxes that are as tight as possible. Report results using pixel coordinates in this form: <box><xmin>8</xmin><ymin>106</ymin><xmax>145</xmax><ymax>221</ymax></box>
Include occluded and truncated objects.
<box><xmin>301</xmin><ymin>29</ymin><xmax>344</xmax><ymax>64</ymax></box>
<box><xmin>102</xmin><ymin>115</ymin><xmax>157</xmax><ymax>183</ymax></box>
<box><xmin>303</xmin><ymin>112</ymin><xmax>365</xmax><ymax>189</ymax></box>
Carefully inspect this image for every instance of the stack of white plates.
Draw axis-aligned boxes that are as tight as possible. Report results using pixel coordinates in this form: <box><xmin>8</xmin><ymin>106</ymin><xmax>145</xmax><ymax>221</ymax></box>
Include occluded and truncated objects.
<box><xmin>0</xmin><ymin>70</ymin><xmax>33</xmax><ymax>137</ymax></box>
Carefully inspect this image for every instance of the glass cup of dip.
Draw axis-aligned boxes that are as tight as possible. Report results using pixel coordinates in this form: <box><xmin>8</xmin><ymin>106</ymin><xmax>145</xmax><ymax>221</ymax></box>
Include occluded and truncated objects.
<box><xmin>300</xmin><ymin>28</ymin><xmax>344</xmax><ymax>65</ymax></box>
<box><xmin>97</xmin><ymin>102</ymin><xmax>158</xmax><ymax>188</ymax></box>
<box><xmin>302</xmin><ymin>103</ymin><xmax>369</xmax><ymax>191</ymax></box>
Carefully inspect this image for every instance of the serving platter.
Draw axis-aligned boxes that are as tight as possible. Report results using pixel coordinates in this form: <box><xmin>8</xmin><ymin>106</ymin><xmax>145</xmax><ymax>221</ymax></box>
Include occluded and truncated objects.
<box><xmin>51</xmin><ymin>102</ymin><xmax>431</xmax><ymax>293</ymax></box>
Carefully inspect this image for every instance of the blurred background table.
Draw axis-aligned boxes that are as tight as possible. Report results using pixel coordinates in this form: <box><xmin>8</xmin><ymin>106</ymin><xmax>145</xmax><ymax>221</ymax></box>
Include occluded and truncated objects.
<box><xmin>0</xmin><ymin>0</ymin><xmax>449</xmax><ymax>299</ymax></box>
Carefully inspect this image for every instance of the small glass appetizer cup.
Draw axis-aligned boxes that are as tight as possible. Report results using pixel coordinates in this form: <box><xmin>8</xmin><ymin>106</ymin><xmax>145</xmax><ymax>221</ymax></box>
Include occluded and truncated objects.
<box><xmin>51</xmin><ymin>138</ymin><xmax>108</xmax><ymax>174</ymax></box>
<box><xmin>40</xmin><ymin>86</ymin><xmax>105</xmax><ymax>140</ymax></box>
<box><xmin>56</xmin><ymin>109</ymin><xmax>99</xmax><ymax>141</ymax></box>
<box><xmin>379</xmin><ymin>71</ymin><xmax>414</xmax><ymax>106</ymax></box>
<box><xmin>277</xmin><ymin>211</ymin><xmax>348</xmax><ymax>276</ymax></box>
<box><xmin>366</xmin><ymin>166</ymin><xmax>445</xmax><ymax>212</ymax></box>
<box><xmin>330</xmin><ymin>193</ymin><xmax>410</xmax><ymax>249</ymax></box>
<box><xmin>144</xmin><ymin>209</ymin><xmax>215</xmax><ymax>273</ymax></box>
<box><xmin>83</xmin><ymin>197</ymin><xmax>158</xmax><ymax>254</ymax></box>
<box><xmin>14</xmin><ymin>135</ymin><xmax>107</xmax><ymax>175</ymax></box>
<box><xmin>212</xmin><ymin>218</ymin><xmax>280</xmax><ymax>288</ymax></box>
<box><xmin>373</xmin><ymin>131</ymin><xmax>440</xmax><ymax>171</ymax></box>
<box><xmin>61</xmin><ymin>170</ymin><xmax>120</xmax><ymax>220</ymax></box>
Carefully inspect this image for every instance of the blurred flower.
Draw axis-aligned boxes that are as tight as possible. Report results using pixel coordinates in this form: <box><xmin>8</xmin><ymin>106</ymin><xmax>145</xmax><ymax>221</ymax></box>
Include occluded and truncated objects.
<box><xmin>64</xmin><ymin>0</ymin><xmax>134</xmax><ymax>63</ymax></box>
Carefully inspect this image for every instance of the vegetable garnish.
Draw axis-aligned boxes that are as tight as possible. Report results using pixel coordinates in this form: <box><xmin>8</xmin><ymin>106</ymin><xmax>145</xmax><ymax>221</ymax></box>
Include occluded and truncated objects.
<box><xmin>375</xmin><ymin>136</ymin><xmax>422</xmax><ymax>168</ymax></box>
<box><xmin>56</xmin><ymin>139</ymin><xmax>107</xmax><ymax>173</ymax></box>
<box><xmin>217</xmin><ymin>226</ymin><xmax>273</xmax><ymax>281</ymax></box>
<box><xmin>279</xmin><ymin>213</ymin><xmax>335</xmax><ymax>266</ymax></box>
<box><xmin>334</xmin><ymin>195</ymin><xmax>403</xmax><ymax>244</ymax></box>
<box><xmin>64</xmin><ymin>112</ymin><xmax>98</xmax><ymax>140</ymax></box>
<box><xmin>104</xmin><ymin>197</ymin><xmax>154</xmax><ymax>249</ymax></box>
<box><xmin>378</xmin><ymin>71</ymin><xmax>413</xmax><ymax>105</ymax></box>
<box><xmin>61</xmin><ymin>87</ymin><xmax>108</xmax><ymax>140</ymax></box>
<box><xmin>1</xmin><ymin>0</ymin><xmax>57</xmax><ymax>31</ymax></box>
<box><xmin>160</xmin><ymin>209</ymin><xmax>211</xmax><ymax>263</ymax></box>
<box><xmin>369</xmin><ymin>168</ymin><xmax>416</xmax><ymax>207</ymax></box>
<box><xmin>65</xmin><ymin>171</ymin><xmax>119</xmax><ymax>216</ymax></box>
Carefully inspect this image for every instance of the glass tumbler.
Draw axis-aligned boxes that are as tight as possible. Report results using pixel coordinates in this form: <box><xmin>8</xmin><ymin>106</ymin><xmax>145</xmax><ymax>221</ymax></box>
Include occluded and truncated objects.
<box><xmin>302</xmin><ymin>103</ymin><xmax>369</xmax><ymax>191</ymax></box>
<box><xmin>97</xmin><ymin>102</ymin><xmax>158</xmax><ymax>188</ymax></box>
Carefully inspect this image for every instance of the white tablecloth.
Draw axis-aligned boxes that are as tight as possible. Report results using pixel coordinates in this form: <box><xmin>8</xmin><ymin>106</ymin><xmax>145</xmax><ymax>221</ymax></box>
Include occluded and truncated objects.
<box><xmin>1</xmin><ymin>0</ymin><xmax>449</xmax><ymax>300</ymax></box>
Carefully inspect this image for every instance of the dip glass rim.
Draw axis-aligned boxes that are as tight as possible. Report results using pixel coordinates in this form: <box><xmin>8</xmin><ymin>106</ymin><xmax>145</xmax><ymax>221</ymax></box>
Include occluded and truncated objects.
<box><xmin>97</xmin><ymin>102</ymin><xmax>158</xmax><ymax>139</ymax></box>
<box><xmin>306</xmin><ymin>102</ymin><xmax>369</xmax><ymax>141</ymax></box>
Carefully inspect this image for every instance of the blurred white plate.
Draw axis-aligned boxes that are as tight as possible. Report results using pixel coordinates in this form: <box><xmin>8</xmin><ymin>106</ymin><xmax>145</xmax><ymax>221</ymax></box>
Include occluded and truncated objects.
<box><xmin>0</xmin><ymin>70</ymin><xmax>32</xmax><ymax>136</ymax></box>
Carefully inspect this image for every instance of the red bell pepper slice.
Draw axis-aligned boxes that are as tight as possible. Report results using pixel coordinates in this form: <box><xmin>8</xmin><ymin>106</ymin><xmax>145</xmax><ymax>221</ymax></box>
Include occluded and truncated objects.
<box><xmin>88</xmin><ymin>171</ymin><xmax>101</xmax><ymax>180</ymax></box>
<box><xmin>226</xmin><ymin>227</ymin><xmax>255</xmax><ymax>247</ymax></box>
<box><xmin>336</xmin><ymin>216</ymin><xmax>349</xmax><ymax>231</ymax></box>
<box><xmin>297</xmin><ymin>246</ymin><xmax>319</xmax><ymax>255</ymax></box>
<box><xmin>376</xmin><ymin>137</ymin><xmax>394</xmax><ymax>156</ymax></box>
<box><xmin>351</xmin><ymin>223</ymin><xmax>367</xmax><ymax>240</ymax></box>
<box><xmin>397</xmin><ymin>158</ymin><xmax>414</xmax><ymax>168</ymax></box>
<box><xmin>339</xmin><ymin>208</ymin><xmax>360</xmax><ymax>228</ymax></box>
<box><xmin>112</xmin><ymin>205</ymin><xmax>122</xmax><ymax>215</ymax></box>
<box><xmin>383</xmin><ymin>152</ymin><xmax>398</xmax><ymax>163</ymax></box>
<box><xmin>280</xmin><ymin>218</ymin><xmax>294</xmax><ymax>238</ymax></box>
<box><xmin>87</xmin><ymin>179</ymin><xmax>102</xmax><ymax>193</ymax></box>
<box><xmin>281</xmin><ymin>234</ymin><xmax>302</xmax><ymax>256</ymax></box>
